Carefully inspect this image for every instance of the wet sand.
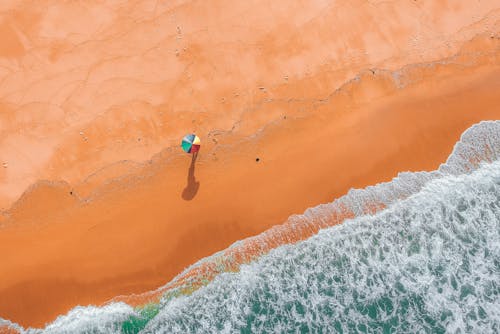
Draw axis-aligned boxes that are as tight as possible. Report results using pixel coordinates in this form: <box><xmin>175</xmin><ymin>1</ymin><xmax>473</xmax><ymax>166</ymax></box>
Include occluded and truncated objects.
<box><xmin>0</xmin><ymin>0</ymin><xmax>499</xmax><ymax>329</ymax></box>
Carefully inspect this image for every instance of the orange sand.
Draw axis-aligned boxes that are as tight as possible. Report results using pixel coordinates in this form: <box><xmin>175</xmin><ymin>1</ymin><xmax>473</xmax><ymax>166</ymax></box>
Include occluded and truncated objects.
<box><xmin>0</xmin><ymin>0</ymin><xmax>499</xmax><ymax>329</ymax></box>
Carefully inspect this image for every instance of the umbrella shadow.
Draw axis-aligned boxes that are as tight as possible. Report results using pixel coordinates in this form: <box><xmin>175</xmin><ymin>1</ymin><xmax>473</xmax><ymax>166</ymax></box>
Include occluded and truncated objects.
<box><xmin>182</xmin><ymin>153</ymin><xmax>200</xmax><ymax>200</ymax></box>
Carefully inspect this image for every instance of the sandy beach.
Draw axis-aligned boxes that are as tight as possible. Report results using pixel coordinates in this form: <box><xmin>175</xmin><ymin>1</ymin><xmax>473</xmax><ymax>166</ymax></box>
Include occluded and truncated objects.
<box><xmin>0</xmin><ymin>0</ymin><xmax>499</xmax><ymax>330</ymax></box>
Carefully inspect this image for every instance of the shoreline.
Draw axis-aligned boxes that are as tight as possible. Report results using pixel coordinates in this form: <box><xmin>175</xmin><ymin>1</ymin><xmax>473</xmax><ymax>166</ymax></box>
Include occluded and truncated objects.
<box><xmin>1</xmin><ymin>47</ymin><xmax>499</xmax><ymax>328</ymax></box>
<box><xmin>1</xmin><ymin>1</ymin><xmax>499</xmax><ymax>329</ymax></box>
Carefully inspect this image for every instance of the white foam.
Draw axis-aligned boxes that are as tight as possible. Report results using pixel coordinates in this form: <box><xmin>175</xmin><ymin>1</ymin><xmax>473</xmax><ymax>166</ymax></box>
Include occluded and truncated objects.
<box><xmin>25</xmin><ymin>303</ymin><xmax>136</xmax><ymax>334</ymax></box>
<box><xmin>0</xmin><ymin>317</ymin><xmax>23</xmax><ymax>332</ymax></box>
<box><xmin>143</xmin><ymin>160</ymin><xmax>500</xmax><ymax>333</ymax></box>
<box><xmin>150</xmin><ymin>121</ymin><xmax>500</xmax><ymax>300</ymax></box>
<box><xmin>5</xmin><ymin>120</ymin><xmax>500</xmax><ymax>333</ymax></box>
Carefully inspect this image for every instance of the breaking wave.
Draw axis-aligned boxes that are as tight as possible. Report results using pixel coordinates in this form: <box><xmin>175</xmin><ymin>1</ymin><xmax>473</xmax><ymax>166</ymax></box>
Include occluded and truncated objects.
<box><xmin>2</xmin><ymin>120</ymin><xmax>499</xmax><ymax>333</ymax></box>
<box><xmin>143</xmin><ymin>156</ymin><xmax>500</xmax><ymax>333</ymax></box>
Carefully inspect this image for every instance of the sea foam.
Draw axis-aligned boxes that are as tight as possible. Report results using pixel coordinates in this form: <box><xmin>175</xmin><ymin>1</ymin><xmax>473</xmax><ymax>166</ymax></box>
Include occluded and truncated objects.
<box><xmin>142</xmin><ymin>159</ymin><xmax>500</xmax><ymax>333</ymax></box>
<box><xmin>2</xmin><ymin>121</ymin><xmax>499</xmax><ymax>333</ymax></box>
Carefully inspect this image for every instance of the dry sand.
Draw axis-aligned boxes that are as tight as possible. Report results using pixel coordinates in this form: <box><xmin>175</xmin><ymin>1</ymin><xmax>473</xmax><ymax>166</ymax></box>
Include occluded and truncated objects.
<box><xmin>0</xmin><ymin>0</ymin><xmax>499</xmax><ymax>329</ymax></box>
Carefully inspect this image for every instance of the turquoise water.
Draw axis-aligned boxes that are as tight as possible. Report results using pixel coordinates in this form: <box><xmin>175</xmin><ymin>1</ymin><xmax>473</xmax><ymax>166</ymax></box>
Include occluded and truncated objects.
<box><xmin>142</xmin><ymin>159</ymin><xmax>500</xmax><ymax>333</ymax></box>
<box><xmin>1</xmin><ymin>121</ymin><xmax>499</xmax><ymax>333</ymax></box>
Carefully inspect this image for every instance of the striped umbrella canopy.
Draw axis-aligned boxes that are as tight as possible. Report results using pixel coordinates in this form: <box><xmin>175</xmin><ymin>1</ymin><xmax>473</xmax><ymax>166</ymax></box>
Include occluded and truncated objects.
<box><xmin>181</xmin><ymin>134</ymin><xmax>201</xmax><ymax>153</ymax></box>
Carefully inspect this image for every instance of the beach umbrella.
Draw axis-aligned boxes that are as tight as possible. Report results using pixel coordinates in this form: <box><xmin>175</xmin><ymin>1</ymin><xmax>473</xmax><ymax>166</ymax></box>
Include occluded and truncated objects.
<box><xmin>181</xmin><ymin>134</ymin><xmax>201</xmax><ymax>154</ymax></box>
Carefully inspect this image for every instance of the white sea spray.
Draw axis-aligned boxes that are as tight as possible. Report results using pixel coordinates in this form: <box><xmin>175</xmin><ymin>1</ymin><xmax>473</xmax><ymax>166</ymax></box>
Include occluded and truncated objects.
<box><xmin>142</xmin><ymin>160</ymin><xmax>500</xmax><ymax>333</ymax></box>
<box><xmin>3</xmin><ymin>120</ymin><xmax>499</xmax><ymax>334</ymax></box>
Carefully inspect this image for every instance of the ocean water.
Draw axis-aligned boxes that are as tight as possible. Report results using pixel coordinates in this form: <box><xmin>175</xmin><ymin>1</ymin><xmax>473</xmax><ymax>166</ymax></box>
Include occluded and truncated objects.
<box><xmin>142</xmin><ymin>159</ymin><xmax>500</xmax><ymax>334</ymax></box>
<box><xmin>2</xmin><ymin>121</ymin><xmax>499</xmax><ymax>333</ymax></box>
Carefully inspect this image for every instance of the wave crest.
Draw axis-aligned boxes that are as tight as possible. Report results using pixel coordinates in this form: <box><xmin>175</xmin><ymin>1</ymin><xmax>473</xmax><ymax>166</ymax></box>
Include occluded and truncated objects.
<box><xmin>3</xmin><ymin>120</ymin><xmax>499</xmax><ymax>333</ymax></box>
<box><xmin>118</xmin><ymin>121</ymin><xmax>500</xmax><ymax>308</ymax></box>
